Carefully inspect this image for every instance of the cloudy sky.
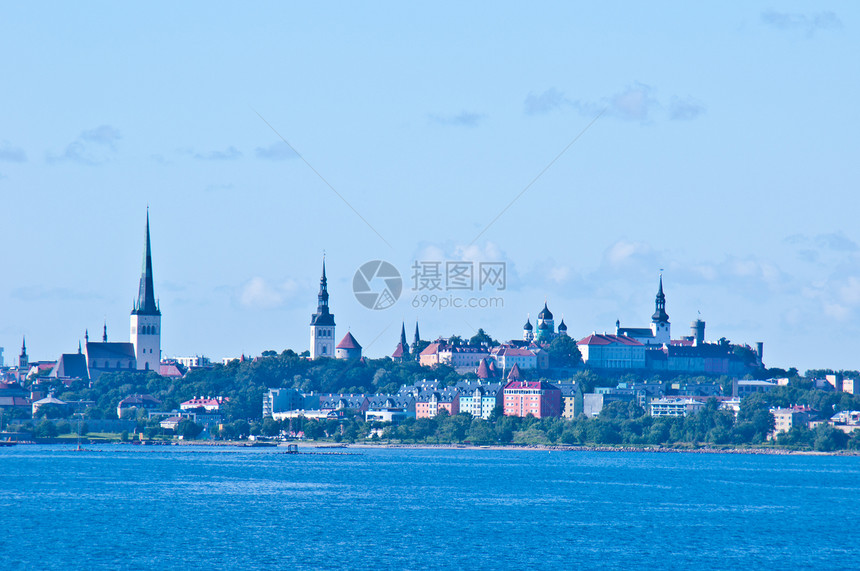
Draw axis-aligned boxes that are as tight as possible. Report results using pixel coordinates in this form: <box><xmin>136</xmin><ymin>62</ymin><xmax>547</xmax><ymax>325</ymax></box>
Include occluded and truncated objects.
<box><xmin>1</xmin><ymin>2</ymin><xmax>858</xmax><ymax>373</ymax></box>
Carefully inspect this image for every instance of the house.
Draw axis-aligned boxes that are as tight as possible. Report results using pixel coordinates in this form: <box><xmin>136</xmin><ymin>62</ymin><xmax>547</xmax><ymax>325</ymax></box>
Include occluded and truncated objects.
<box><xmin>455</xmin><ymin>381</ymin><xmax>503</xmax><ymax>419</ymax></box>
<box><xmin>117</xmin><ymin>394</ymin><xmax>162</xmax><ymax>419</ymax></box>
<box><xmin>319</xmin><ymin>394</ymin><xmax>370</xmax><ymax>414</ymax></box>
<box><xmin>415</xmin><ymin>389</ymin><xmax>460</xmax><ymax>418</ymax></box>
<box><xmin>490</xmin><ymin>345</ymin><xmax>541</xmax><ymax>371</ymax></box>
<box><xmin>502</xmin><ymin>380</ymin><xmax>561</xmax><ymax>418</ymax></box>
<box><xmin>263</xmin><ymin>388</ymin><xmax>305</xmax><ymax>418</ymax></box>
<box><xmin>557</xmin><ymin>383</ymin><xmax>583</xmax><ymax>419</ymax></box>
<box><xmin>180</xmin><ymin>396</ymin><xmax>228</xmax><ymax>412</ymax></box>
<box><xmin>734</xmin><ymin>379</ymin><xmax>779</xmax><ymax>398</ymax></box>
<box><xmin>770</xmin><ymin>406</ymin><xmax>815</xmax><ymax>437</ymax></box>
<box><xmin>365</xmin><ymin>394</ymin><xmax>415</xmax><ymax>423</ymax></box>
<box><xmin>31</xmin><ymin>395</ymin><xmax>69</xmax><ymax>417</ymax></box>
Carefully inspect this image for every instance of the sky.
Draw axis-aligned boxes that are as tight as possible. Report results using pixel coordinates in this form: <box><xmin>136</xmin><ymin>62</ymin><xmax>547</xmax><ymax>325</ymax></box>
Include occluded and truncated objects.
<box><xmin>1</xmin><ymin>2</ymin><xmax>858</xmax><ymax>373</ymax></box>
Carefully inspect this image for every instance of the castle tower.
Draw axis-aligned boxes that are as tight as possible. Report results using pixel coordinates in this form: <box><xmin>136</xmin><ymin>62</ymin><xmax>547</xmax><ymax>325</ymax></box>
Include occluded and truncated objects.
<box><xmin>310</xmin><ymin>258</ymin><xmax>336</xmax><ymax>358</ymax></box>
<box><xmin>130</xmin><ymin>210</ymin><xmax>162</xmax><ymax>371</ymax></box>
<box><xmin>650</xmin><ymin>275</ymin><xmax>670</xmax><ymax>344</ymax></box>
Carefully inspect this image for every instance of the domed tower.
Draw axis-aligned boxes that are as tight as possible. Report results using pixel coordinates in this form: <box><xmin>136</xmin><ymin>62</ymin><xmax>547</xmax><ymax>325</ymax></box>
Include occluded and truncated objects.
<box><xmin>523</xmin><ymin>315</ymin><xmax>534</xmax><ymax>342</ymax></box>
<box><xmin>130</xmin><ymin>210</ymin><xmax>161</xmax><ymax>371</ymax></box>
<box><xmin>537</xmin><ymin>303</ymin><xmax>555</xmax><ymax>336</ymax></box>
<box><xmin>650</xmin><ymin>275</ymin><xmax>670</xmax><ymax>344</ymax></box>
<box><xmin>310</xmin><ymin>258</ymin><xmax>336</xmax><ymax>358</ymax></box>
<box><xmin>558</xmin><ymin>318</ymin><xmax>568</xmax><ymax>337</ymax></box>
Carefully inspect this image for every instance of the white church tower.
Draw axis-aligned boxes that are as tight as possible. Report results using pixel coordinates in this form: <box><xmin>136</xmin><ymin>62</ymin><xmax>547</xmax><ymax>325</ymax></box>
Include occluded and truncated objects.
<box><xmin>130</xmin><ymin>210</ymin><xmax>162</xmax><ymax>371</ymax></box>
<box><xmin>309</xmin><ymin>258</ymin><xmax>336</xmax><ymax>358</ymax></box>
<box><xmin>650</xmin><ymin>275</ymin><xmax>671</xmax><ymax>345</ymax></box>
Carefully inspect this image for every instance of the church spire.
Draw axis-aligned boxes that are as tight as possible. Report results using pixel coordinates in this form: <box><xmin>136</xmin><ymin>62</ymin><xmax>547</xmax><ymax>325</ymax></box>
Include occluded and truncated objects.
<box><xmin>318</xmin><ymin>257</ymin><xmax>330</xmax><ymax>314</ymax></box>
<box><xmin>652</xmin><ymin>274</ymin><xmax>669</xmax><ymax>323</ymax></box>
<box><xmin>400</xmin><ymin>322</ymin><xmax>409</xmax><ymax>354</ymax></box>
<box><xmin>413</xmin><ymin>322</ymin><xmax>420</xmax><ymax>346</ymax></box>
<box><xmin>133</xmin><ymin>209</ymin><xmax>160</xmax><ymax>316</ymax></box>
<box><xmin>103</xmin><ymin>321</ymin><xmax>108</xmax><ymax>342</ymax></box>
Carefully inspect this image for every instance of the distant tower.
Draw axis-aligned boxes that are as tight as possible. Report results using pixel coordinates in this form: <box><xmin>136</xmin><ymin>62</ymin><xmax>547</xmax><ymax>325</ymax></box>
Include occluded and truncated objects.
<box><xmin>650</xmin><ymin>275</ymin><xmax>670</xmax><ymax>344</ymax></box>
<box><xmin>536</xmin><ymin>303</ymin><xmax>555</xmax><ymax>341</ymax></box>
<box><xmin>558</xmin><ymin>318</ymin><xmax>568</xmax><ymax>337</ymax></box>
<box><xmin>537</xmin><ymin>302</ymin><xmax>555</xmax><ymax>338</ymax></box>
<box><xmin>523</xmin><ymin>315</ymin><xmax>534</xmax><ymax>342</ymax></box>
<box><xmin>130</xmin><ymin>210</ymin><xmax>162</xmax><ymax>371</ymax></box>
<box><xmin>399</xmin><ymin>322</ymin><xmax>410</xmax><ymax>357</ymax></box>
<box><xmin>310</xmin><ymin>258</ymin><xmax>336</xmax><ymax>358</ymax></box>
<box><xmin>411</xmin><ymin>322</ymin><xmax>421</xmax><ymax>354</ymax></box>
<box><xmin>19</xmin><ymin>337</ymin><xmax>29</xmax><ymax>370</ymax></box>
<box><xmin>103</xmin><ymin>321</ymin><xmax>108</xmax><ymax>342</ymax></box>
<box><xmin>690</xmin><ymin>319</ymin><xmax>705</xmax><ymax>345</ymax></box>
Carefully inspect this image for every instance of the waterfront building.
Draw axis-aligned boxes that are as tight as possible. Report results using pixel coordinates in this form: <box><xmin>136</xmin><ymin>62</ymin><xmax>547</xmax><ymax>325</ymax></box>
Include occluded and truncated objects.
<box><xmin>770</xmin><ymin>406</ymin><xmax>815</xmax><ymax>437</ymax></box>
<box><xmin>309</xmin><ymin>259</ymin><xmax>336</xmax><ymax>359</ymax></box>
<box><xmin>502</xmin><ymin>379</ymin><xmax>561</xmax><ymax>418</ymax></box>
<box><xmin>415</xmin><ymin>389</ymin><xmax>460</xmax><ymax>418</ymax></box>
<box><xmin>319</xmin><ymin>394</ymin><xmax>370</xmax><ymax>414</ymax></box>
<box><xmin>558</xmin><ymin>383</ymin><xmax>584</xmax><ymax>418</ymax></box>
<box><xmin>649</xmin><ymin>397</ymin><xmax>706</xmax><ymax>417</ymax></box>
<box><xmin>455</xmin><ymin>381</ymin><xmax>503</xmax><ymax>419</ymax></box>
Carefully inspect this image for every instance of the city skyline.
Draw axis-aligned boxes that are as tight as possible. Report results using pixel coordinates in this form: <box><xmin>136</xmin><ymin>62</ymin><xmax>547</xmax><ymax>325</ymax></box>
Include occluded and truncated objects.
<box><xmin>1</xmin><ymin>3</ymin><xmax>858</xmax><ymax>371</ymax></box>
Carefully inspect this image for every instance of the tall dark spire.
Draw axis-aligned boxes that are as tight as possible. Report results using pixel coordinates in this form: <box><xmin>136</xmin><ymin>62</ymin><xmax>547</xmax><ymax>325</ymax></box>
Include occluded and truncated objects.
<box><xmin>413</xmin><ymin>322</ymin><xmax>420</xmax><ymax>346</ymax></box>
<box><xmin>310</xmin><ymin>257</ymin><xmax>335</xmax><ymax>326</ymax></box>
<box><xmin>132</xmin><ymin>210</ymin><xmax>160</xmax><ymax>316</ymax></box>
<box><xmin>652</xmin><ymin>274</ymin><xmax>669</xmax><ymax>323</ymax></box>
<box><xmin>102</xmin><ymin>322</ymin><xmax>108</xmax><ymax>342</ymax></box>
<box><xmin>400</xmin><ymin>322</ymin><xmax>409</xmax><ymax>354</ymax></box>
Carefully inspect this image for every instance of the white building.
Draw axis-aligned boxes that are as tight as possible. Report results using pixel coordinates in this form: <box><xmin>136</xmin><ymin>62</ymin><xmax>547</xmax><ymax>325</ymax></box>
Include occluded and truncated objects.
<box><xmin>649</xmin><ymin>398</ymin><xmax>706</xmax><ymax>417</ymax></box>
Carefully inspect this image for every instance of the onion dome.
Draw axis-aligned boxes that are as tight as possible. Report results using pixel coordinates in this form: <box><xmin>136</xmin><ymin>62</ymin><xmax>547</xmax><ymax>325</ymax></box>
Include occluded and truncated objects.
<box><xmin>523</xmin><ymin>318</ymin><xmax>533</xmax><ymax>331</ymax></box>
<box><xmin>538</xmin><ymin>303</ymin><xmax>553</xmax><ymax>320</ymax></box>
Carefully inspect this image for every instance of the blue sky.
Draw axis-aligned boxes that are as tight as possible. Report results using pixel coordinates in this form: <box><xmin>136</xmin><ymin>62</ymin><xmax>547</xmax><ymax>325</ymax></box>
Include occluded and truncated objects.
<box><xmin>1</xmin><ymin>2</ymin><xmax>858</xmax><ymax>372</ymax></box>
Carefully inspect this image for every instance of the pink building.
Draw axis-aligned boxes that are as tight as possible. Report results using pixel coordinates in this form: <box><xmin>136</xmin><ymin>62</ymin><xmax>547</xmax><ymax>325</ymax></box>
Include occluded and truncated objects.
<box><xmin>503</xmin><ymin>380</ymin><xmax>561</xmax><ymax>418</ymax></box>
<box><xmin>415</xmin><ymin>389</ymin><xmax>460</xmax><ymax>418</ymax></box>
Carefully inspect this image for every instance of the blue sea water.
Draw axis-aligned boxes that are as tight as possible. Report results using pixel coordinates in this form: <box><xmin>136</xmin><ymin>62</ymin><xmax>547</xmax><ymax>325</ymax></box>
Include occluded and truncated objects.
<box><xmin>1</xmin><ymin>445</ymin><xmax>858</xmax><ymax>570</ymax></box>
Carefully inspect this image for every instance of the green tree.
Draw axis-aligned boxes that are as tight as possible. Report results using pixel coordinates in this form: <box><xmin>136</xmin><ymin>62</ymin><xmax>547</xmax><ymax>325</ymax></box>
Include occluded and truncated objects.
<box><xmin>469</xmin><ymin>329</ymin><xmax>498</xmax><ymax>347</ymax></box>
<box><xmin>547</xmin><ymin>335</ymin><xmax>583</xmax><ymax>368</ymax></box>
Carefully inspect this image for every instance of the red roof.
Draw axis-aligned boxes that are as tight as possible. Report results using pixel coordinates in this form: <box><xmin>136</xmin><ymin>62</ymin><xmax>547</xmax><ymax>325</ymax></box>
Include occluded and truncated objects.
<box><xmin>577</xmin><ymin>334</ymin><xmax>644</xmax><ymax>347</ymax></box>
<box><xmin>507</xmin><ymin>363</ymin><xmax>522</xmax><ymax>380</ymax></box>
<box><xmin>392</xmin><ymin>343</ymin><xmax>406</xmax><ymax>358</ymax></box>
<box><xmin>420</xmin><ymin>343</ymin><xmax>440</xmax><ymax>356</ymax></box>
<box><xmin>159</xmin><ymin>363</ymin><xmax>184</xmax><ymax>378</ymax></box>
<box><xmin>493</xmin><ymin>346</ymin><xmax>535</xmax><ymax>357</ymax></box>
<box><xmin>337</xmin><ymin>332</ymin><xmax>362</xmax><ymax>350</ymax></box>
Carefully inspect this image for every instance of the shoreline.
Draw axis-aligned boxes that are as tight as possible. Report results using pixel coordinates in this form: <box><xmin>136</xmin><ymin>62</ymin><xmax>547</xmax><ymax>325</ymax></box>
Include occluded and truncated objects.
<box><xmin>8</xmin><ymin>439</ymin><xmax>858</xmax><ymax>456</ymax></box>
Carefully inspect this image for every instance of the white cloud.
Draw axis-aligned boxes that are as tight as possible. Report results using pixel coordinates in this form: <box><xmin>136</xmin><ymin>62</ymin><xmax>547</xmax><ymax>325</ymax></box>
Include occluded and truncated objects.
<box><xmin>238</xmin><ymin>277</ymin><xmax>299</xmax><ymax>309</ymax></box>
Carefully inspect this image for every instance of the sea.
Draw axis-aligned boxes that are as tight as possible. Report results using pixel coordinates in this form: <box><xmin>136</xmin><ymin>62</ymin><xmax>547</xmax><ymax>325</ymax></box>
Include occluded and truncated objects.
<box><xmin>1</xmin><ymin>445</ymin><xmax>858</xmax><ymax>570</ymax></box>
